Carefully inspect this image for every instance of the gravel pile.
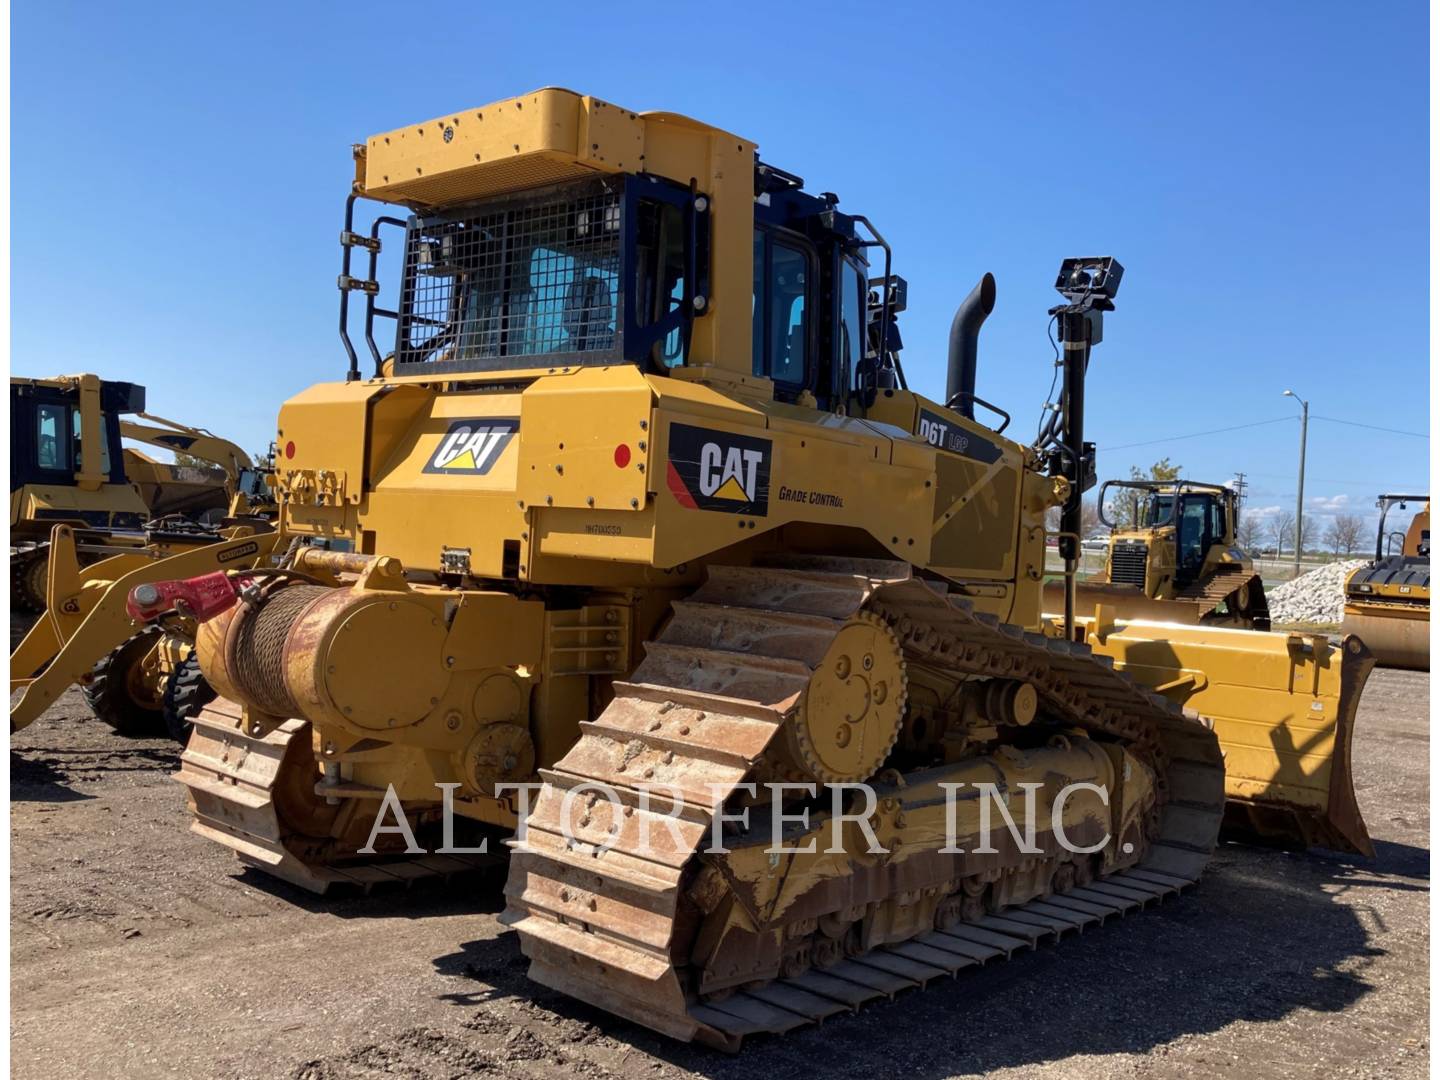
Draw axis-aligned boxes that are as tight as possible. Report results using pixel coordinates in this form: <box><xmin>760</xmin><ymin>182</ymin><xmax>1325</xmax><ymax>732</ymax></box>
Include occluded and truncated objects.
<box><xmin>1267</xmin><ymin>559</ymin><xmax>1367</xmax><ymax>625</ymax></box>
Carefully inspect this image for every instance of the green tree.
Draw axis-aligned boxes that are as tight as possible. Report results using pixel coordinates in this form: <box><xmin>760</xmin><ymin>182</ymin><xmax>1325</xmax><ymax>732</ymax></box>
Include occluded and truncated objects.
<box><xmin>1138</xmin><ymin>457</ymin><xmax>1183</xmax><ymax>483</ymax></box>
<box><xmin>1104</xmin><ymin>459</ymin><xmax>1184</xmax><ymax>530</ymax></box>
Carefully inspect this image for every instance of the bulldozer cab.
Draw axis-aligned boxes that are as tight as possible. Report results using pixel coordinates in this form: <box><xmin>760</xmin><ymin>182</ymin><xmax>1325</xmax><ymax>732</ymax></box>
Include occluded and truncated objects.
<box><xmin>347</xmin><ymin>145</ymin><xmax>876</xmax><ymax>420</ymax></box>
<box><xmin>1101</xmin><ymin>479</ymin><xmax>1238</xmax><ymax>589</ymax></box>
<box><xmin>10</xmin><ymin>376</ymin><xmax>147</xmax><ymax>534</ymax></box>
<box><xmin>11</xmin><ymin>377</ymin><xmax>134</xmax><ymax>490</ymax></box>
<box><xmin>1144</xmin><ymin>490</ymin><xmax>1226</xmax><ymax>584</ymax></box>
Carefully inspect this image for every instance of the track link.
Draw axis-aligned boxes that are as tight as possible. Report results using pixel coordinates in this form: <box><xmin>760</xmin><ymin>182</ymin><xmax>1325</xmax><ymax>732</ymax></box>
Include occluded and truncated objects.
<box><xmin>1176</xmin><ymin>566</ymin><xmax>1270</xmax><ymax>629</ymax></box>
<box><xmin>502</xmin><ymin>559</ymin><xmax>1224</xmax><ymax>1049</ymax></box>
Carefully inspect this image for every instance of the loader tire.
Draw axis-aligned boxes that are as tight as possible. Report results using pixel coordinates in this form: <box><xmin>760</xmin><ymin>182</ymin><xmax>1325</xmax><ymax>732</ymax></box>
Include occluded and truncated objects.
<box><xmin>82</xmin><ymin>628</ymin><xmax>168</xmax><ymax>738</ymax></box>
<box><xmin>162</xmin><ymin>654</ymin><xmax>216</xmax><ymax>744</ymax></box>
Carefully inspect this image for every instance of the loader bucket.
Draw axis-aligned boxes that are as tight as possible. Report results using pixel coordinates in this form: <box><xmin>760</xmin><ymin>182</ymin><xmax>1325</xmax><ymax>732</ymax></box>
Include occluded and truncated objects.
<box><xmin>1341</xmin><ymin>602</ymin><xmax>1429</xmax><ymax>671</ymax></box>
<box><xmin>1075</xmin><ymin>613</ymin><xmax>1374</xmax><ymax>856</ymax></box>
<box><xmin>9</xmin><ymin>525</ymin><xmax>279</xmax><ymax>733</ymax></box>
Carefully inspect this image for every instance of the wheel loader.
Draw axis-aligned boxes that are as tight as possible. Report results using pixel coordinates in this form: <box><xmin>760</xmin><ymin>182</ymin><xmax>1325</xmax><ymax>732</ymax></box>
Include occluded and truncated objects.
<box><xmin>1042</xmin><ymin>479</ymin><xmax>1270</xmax><ymax>629</ymax></box>
<box><xmin>9</xmin><ymin>374</ymin><xmax>279</xmax><ymax>737</ymax></box>
<box><xmin>10</xmin><ymin>373</ymin><xmax>276</xmax><ymax>610</ymax></box>
<box><xmin>103</xmin><ymin>89</ymin><xmax>1369</xmax><ymax>1048</ymax></box>
<box><xmin>1341</xmin><ymin>495</ymin><xmax>1429</xmax><ymax>670</ymax></box>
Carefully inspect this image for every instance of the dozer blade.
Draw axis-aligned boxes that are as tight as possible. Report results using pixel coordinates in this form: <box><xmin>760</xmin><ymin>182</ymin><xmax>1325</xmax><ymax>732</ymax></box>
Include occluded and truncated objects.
<box><xmin>1077</xmin><ymin>614</ymin><xmax>1374</xmax><ymax>856</ymax></box>
<box><xmin>1043</xmin><ymin>580</ymin><xmax>1203</xmax><ymax>625</ymax></box>
<box><xmin>1341</xmin><ymin>603</ymin><xmax>1429</xmax><ymax>671</ymax></box>
<box><xmin>9</xmin><ymin>527</ymin><xmax>278</xmax><ymax>732</ymax></box>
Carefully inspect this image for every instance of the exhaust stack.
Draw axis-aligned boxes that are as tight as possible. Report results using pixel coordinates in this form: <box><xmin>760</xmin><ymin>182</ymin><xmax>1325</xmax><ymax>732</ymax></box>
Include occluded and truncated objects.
<box><xmin>945</xmin><ymin>272</ymin><xmax>997</xmax><ymax>419</ymax></box>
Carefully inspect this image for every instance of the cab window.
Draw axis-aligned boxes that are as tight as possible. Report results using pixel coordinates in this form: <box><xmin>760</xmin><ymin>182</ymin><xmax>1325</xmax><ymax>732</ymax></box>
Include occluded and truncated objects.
<box><xmin>752</xmin><ymin>230</ymin><xmax>810</xmax><ymax>388</ymax></box>
<box><xmin>72</xmin><ymin>407</ymin><xmax>113</xmax><ymax>475</ymax></box>
<box><xmin>36</xmin><ymin>403</ymin><xmax>66</xmax><ymax>470</ymax></box>
<box><xmin>1177</xmin><ymin>496</ymin><xmax>1209</xmax><ymax>571</ymax></box>
<box><xmin>838</xmin><ymin>259</ymin><xmax>866</xmax><ymax>397</ymax></box>
<box><xmin>1147</xmin><ymin>495</ymin><xmax>1174</xmax><ymax>526</ymax></box>
<box><xmin>635</xmin><ymin>198</ymin><xmax>686</xmax><ymax>368</ymax></box>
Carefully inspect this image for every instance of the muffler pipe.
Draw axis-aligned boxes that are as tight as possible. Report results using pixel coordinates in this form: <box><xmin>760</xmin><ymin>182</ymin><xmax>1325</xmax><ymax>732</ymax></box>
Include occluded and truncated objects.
<box><xmin>946</xmin><ymin>272</ymin><xmax>997</xmax><ymax>419</ymax></box>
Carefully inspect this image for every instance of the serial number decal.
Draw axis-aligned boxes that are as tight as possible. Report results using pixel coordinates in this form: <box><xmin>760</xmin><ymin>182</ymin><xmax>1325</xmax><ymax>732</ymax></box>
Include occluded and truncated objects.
<box><xmin>917</xmin><ymin>408</ymin><xmax>1003</xmax><ymax>464</ymax></box>
<box><xmin>216</xmin><ymin>541</ymin><xmax>260</xmax><ymax>564</ymax></box>
<box><xmin>665</xmin><ymin>423</ymin><xmax>771</xmax><ymax>516</ymax></box>
<box><xmin>777</xmin><ymin>485</ymin><xmax>845</xmax><ymax>509</ymax></box>
<box><xmin>424</xmin><ymin>418</ymin><xmax>519</xmax><ymax>476</ymax></box>
<box><xmin>584</xmin><ymin>523</ymin><xmax>623</xmax><ymax>536</ymax></box>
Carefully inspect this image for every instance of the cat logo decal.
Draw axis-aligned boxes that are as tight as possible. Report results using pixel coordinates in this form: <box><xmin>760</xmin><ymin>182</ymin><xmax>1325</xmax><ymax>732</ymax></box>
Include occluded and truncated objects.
<box><xmin>424</xmin><ymin>419</ymin><xmax>519</xmax><ymax>475</ymax></box>
<box><xmin>666</xmin><ymin>423</ymin><xmax>771</xmax><ymax>515</ymax></box>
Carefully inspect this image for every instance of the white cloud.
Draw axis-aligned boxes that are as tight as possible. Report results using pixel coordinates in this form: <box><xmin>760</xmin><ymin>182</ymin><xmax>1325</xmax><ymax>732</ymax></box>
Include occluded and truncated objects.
<box><xmin>1309</xmin><ymin>493</ymin><xmax>1350</xmax><ymax>512</ymax></box>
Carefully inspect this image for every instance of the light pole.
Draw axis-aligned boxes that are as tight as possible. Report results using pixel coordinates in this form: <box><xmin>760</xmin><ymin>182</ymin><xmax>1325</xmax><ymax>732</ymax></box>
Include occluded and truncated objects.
<box><xmin>1283</xmin><ymin>389</ymin><xmax>1309</xmax><ymax>577</ymax></box>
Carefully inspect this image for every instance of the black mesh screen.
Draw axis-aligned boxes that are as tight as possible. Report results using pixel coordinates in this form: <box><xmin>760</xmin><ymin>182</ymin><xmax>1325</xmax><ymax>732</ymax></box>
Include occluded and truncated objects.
<box><xmin>396</xmin><ymin>179</ymin><xmax>623</xmax><ymax>371</ymax></box>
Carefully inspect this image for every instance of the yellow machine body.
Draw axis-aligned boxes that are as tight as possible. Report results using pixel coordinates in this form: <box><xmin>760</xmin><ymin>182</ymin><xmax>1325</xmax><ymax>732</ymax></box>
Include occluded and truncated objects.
<box><xmin>1342</xmin><ymin>498</ymin><xmax>1429</xmax><ymax>670</ymax></box>
<box><xmin>10</xmin><ymin>374</ymin><xmax>152</xmax><ymax>537</ymax></box>
<box><xmin>10</xmin><ymin>374</ymin><xmax>276</xmax><ymax>608</ymax></box>
<box><xmin>117</xmin><ymin>412</ymin><xmax>274</xmax><ymax>520</ymax></box>
<box><xmin>9</xmin><ymin>375</ymin><xmax>278</xmax><ymax>736</ymax></box>
<box><xmin>26</xmin><ymin>89</ymin><xmax>1374</xmax><ymax>1046</ymax></box>
<box><xmin>1075</xmin><ymin>609</ymin><xmax>1372</xmax><ymax>855</ymax></box>
<box><xmin>9</xmin><ymin>525</ymin><xmax>278</xmax><ymax>733</ymax></box>
<box><xmin>1043</xmin><ymin>479</ymin><xmax>1268</xmax><ymax>628</ymax></box>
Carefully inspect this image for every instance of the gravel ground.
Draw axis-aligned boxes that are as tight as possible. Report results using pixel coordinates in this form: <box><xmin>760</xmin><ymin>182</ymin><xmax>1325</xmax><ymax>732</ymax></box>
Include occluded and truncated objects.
<box><xmin>9</xmin><ymin>617</ymin><xmax>1430</xmax><ymax>1080</ymax></box>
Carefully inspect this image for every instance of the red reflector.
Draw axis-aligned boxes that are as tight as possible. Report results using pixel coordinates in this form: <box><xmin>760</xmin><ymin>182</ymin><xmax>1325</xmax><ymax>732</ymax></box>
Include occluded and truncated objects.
<box><xmin>285</xmin><ymin>441</ymin><xmax>296</xmax><ymax>459</ymax></box>
<box><xmin>126</xmin><ymin>572</ymin><xmax>240</xmax><ymax>623</ymax></box>
<box><xmin>613</xmin><ymin>444</ymin><xmax>632</xmax><ymax>468</ymax></box>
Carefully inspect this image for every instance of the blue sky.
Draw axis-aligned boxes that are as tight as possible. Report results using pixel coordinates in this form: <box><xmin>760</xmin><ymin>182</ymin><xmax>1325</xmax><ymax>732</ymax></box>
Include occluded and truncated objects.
<box><xmin>13</xmin><ymin>2</ymin><xmax>1428</xmax><ymax>537</ymax></box>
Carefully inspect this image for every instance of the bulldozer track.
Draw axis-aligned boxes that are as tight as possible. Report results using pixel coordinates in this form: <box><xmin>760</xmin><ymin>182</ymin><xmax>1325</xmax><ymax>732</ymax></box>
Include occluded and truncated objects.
<box><xmin>1175</xmin><ymin>566</ymin><xmax>1270</xmax><ymax>629</ymax></box>
<box><xmin>502</xmin><ymin>558</ymin><xmax>1225</xmax><ymax>1050</ymax></box>
<box><xmin>177</xmin><ymin>699</ymin><xmax>497</xmax><ymax>895</ymax></box>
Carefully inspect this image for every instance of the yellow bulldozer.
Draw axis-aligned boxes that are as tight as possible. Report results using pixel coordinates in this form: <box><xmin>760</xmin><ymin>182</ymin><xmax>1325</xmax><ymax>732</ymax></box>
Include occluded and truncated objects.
<box><xmin>1043</xmin><ymin>479</ymin><xmax>1269</xmax><ymax>629</ymax></box>
<box><xmin>42</xmin><ymin>90</ymin><xmax>1373</xmax><ymax>1049</ymax></box>
<box><xmin>10</xmin><ymin>374</ymin><xmax>279</xmax><ymax>737</ymax></box>
<box><xmin>1342</xmin><ymin>494</ymin><xmax>1429</xmax><ymax>670</ymax></box>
